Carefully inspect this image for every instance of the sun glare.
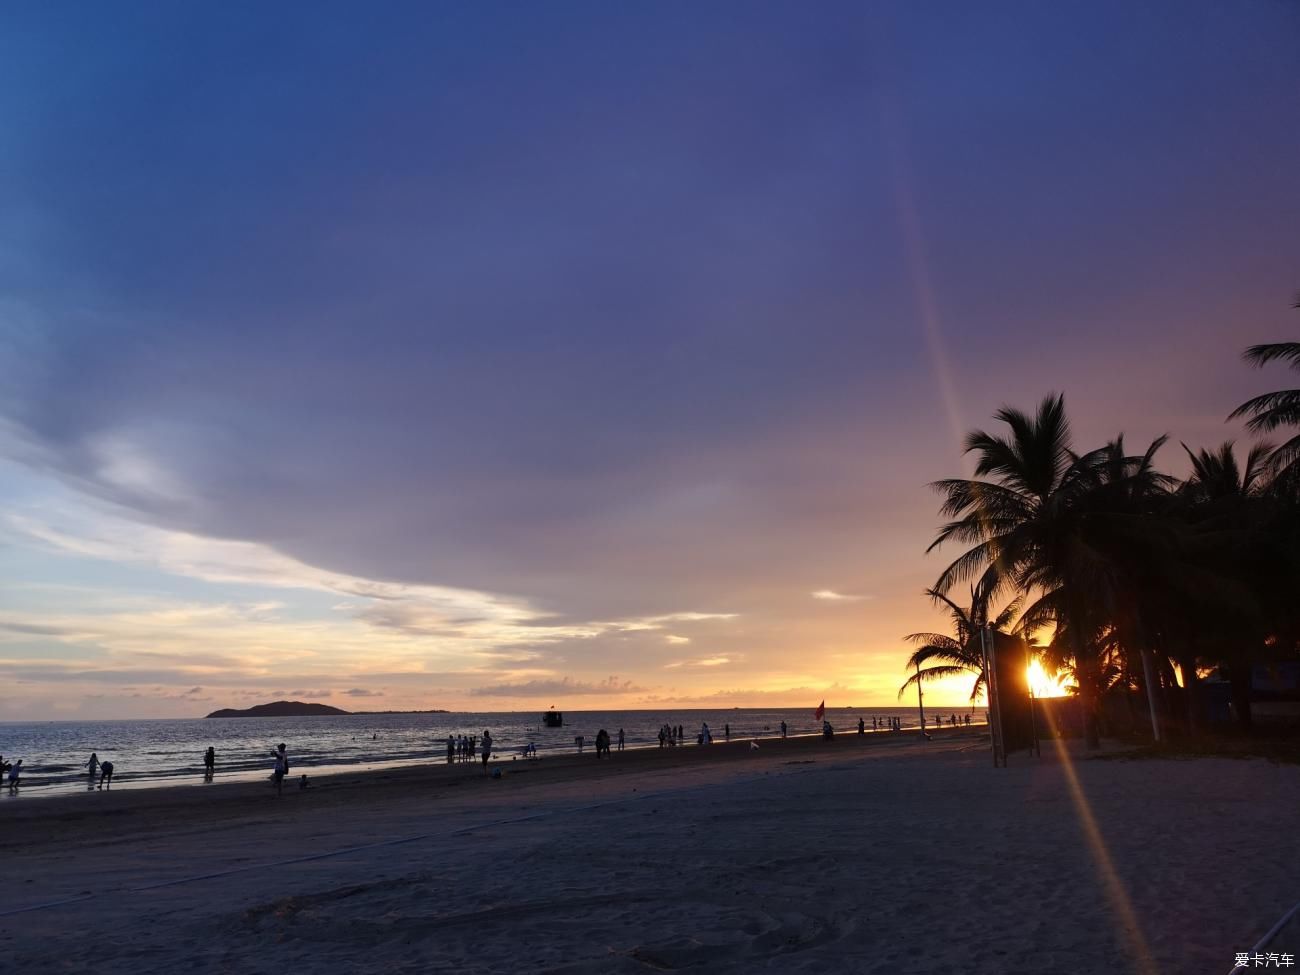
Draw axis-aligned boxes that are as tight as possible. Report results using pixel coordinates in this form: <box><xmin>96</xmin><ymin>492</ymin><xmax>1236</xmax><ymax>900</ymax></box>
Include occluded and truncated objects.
<box><xmin>1027</xmin><ymin>659</ymin><xmax>1070</xmax><ymax>698</ymax></box>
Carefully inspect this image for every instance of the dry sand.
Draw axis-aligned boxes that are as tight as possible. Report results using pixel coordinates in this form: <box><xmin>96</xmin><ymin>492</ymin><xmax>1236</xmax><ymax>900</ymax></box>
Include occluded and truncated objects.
<box><xmin>1</xmin><ymin>729</ymin><xmax>1295</xmax><ymax>974</ymax></box>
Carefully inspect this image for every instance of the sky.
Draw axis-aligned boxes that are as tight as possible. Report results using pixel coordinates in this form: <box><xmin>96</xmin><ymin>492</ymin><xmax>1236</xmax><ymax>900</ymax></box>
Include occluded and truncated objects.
<box><xmin>0</xmin><ymin>2</ymin><xmax>1297</xmax><ymax>719</ymax></box>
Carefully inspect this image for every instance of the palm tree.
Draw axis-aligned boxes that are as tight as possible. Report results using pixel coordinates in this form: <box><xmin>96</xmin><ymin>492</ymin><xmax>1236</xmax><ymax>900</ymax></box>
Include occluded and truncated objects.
<box><xmin>1176</xmin><ymin>440</ymin><xmax>1290</xmax><ymax>731</ymax></box>
<box><xmin>897</xmin><ymin>587</ymin><xmax>1022</xmax><ymax>702</ymax></box>
<box><xmin>1228</xmin><ymin>335</ymin><xmax>1300</xmax><ymax>479</ymax></box>
<box><xmin>927</xmin><ymin>394</ymin><xmax>1117</xmax><ymax>748</ymax></box>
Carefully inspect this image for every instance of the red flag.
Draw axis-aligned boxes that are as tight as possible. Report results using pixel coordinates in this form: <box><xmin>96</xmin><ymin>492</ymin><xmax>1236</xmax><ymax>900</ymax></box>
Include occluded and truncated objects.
<box><xmin>814</xmin><ymin>700</ymin><xmax>825</xmax><ymax>720</ymax></box>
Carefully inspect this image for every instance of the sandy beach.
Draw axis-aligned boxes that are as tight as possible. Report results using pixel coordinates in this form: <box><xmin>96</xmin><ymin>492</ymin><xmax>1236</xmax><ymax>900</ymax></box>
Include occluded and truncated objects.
<box><xmin>1</xmin><ymin>729</ymin><xmax>1295</xmax><ymax>974</ymax></box>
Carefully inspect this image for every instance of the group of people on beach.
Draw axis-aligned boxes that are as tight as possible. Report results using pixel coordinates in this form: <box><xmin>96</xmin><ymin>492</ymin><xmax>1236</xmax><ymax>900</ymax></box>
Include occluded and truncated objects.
<box><xmin>85</xmin><ymin>753</ymin><xmax>114</xmax><ymax>789</ymax></box>
<box><xmin>446</xmin><ymin>731</ymin><xmax>494</xmax><ymax>770</ymax></box>
<box><xmin>446</xmin><ymin>733</ymin><xmax>486</xmax><ymax>765</ymax></box>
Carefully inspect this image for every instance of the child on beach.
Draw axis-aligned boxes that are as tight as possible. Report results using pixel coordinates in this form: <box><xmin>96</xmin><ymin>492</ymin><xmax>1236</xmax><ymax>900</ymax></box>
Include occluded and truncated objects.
<box><xmin>87</xmin><ymin>752</ymin><xmax>100</xmax><ymax>781</ymax></box>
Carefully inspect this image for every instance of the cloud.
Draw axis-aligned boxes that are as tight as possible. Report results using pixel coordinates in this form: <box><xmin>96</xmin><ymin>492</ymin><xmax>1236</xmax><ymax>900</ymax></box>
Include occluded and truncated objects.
<box><xmin>664</xmin><ymin>655</ymin><xmax>732</xmax><ymax>670</ymax></box>
<box><xmin>811</xmin><ymin>590</ymin><xmax>868</xmax><ymax>602</ymax></box>
<box><xmin>665</xmin><ymin>634</ymin><xmax>690</xmax><ymax>645</ymax></box>
<box><xmin>469</xmin><ymin>675</ymin><xmax>645</xmax><ymax>698</ymax></box>
<box><xmin>341</xmin><ymin>688</ymin><xmax>383</xmax><ymax>697</ymax></box>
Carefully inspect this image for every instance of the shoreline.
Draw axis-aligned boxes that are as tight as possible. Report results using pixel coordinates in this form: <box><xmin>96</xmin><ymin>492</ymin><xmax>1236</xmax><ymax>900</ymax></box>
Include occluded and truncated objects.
<box><xmin>0</xmin><ymin>726</ymin><xmax>979</xmax><ymax>840</ymax></box>
<box><xmin>0</xmin><ymin>720</ymin><xmax>984</xmax><ymax>800</ymax></box>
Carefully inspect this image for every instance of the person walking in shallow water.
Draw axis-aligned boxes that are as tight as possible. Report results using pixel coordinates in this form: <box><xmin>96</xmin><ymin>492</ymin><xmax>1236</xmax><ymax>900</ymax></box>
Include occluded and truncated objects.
<box><xmin>98</xmin><ymin>760</ymin><xmax>114</xmax><ymax>789</ymax></box>
<box><xmin>617</xmin><ymin>728</ymin><xmax>625</xmax><ymax>751</ymax></box>
<box><xmin>87</xmin><ymin>752</ymin><xmax>100</xmax><ymax>785</ymax></box>
<box><xmin>203</xmin><ymin>747</ymin><xmax>215</xmax><ymax>780</ymax></box>
<box><xmin>7</xmin><ymin>759</ymin><xmax>22</xmax><ymax>794</ymax></box>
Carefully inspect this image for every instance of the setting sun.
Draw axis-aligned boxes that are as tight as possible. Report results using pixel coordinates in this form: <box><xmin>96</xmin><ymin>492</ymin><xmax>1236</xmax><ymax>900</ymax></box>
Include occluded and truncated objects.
<box><xmin>1027</xmin><ymin>659</ymin><xmax>1071</xmax><ymax>699</ymax></box>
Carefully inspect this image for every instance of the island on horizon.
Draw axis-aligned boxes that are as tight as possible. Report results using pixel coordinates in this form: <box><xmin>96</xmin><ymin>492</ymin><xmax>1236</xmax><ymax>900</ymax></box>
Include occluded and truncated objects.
<box><xmin>205</xmin><ymin>700</ymin><xmax>451</xmax><ymax>719</ymax></box>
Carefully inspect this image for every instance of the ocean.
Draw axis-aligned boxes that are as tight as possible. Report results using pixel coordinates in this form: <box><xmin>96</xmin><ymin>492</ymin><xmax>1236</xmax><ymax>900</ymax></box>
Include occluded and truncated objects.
<box><xmin>0</xmin><ymin>705</ymin><xmax>982</xmax><ymax>796</ymax></box>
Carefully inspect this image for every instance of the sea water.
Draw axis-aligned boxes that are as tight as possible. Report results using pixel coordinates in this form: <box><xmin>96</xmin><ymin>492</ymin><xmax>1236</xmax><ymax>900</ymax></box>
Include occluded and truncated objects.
<box><xmin>0</xmin><ymin>705</ymin><xmax>981</xmax><ymax>795</ymax></box>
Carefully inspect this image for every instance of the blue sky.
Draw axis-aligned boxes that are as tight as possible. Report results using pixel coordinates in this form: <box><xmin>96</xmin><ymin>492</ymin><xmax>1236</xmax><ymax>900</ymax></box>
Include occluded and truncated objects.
<box><xmin>1</xmin><ymin>2</ymin><xmax>1297</xmax><ymax>718</ymax></box>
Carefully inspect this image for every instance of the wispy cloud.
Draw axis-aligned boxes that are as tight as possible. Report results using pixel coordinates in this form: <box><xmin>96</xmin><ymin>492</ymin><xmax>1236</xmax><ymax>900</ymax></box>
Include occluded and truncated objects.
<box><xmin>469</xmin><ymin>675</ymin><xmax>645</xmax><ymax>698</ymax></box>
<box><xmin>811</xmin><ymin>589</ymin><xmax>868</xmax><ymax>602</ymax></box>
<box><xmin>664</xmin><ymin>655</ymin><xmax>733</xmax><ymax>669</ymax></box>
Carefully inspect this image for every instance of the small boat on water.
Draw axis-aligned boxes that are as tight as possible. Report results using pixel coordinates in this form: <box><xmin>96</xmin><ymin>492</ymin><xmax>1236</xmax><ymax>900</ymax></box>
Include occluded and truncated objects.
<box><xmin>542</xmin><ymin>708</ymin><xmax>564</xmax><ymax>728</ymax></box>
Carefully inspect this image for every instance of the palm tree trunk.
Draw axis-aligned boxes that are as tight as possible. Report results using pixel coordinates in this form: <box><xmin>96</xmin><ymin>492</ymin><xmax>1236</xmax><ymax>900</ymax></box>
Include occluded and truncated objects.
<box><xmin>1071</xmin><ymin>628</ymin><xmax>1101</xmax><ymax>749</ymax></box>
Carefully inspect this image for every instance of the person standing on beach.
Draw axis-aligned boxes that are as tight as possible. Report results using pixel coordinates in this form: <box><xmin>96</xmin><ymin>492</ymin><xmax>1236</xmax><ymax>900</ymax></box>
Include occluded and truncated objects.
<box><xmin>446</xmin><ymin>735</ymin><xmax>455</xmax><ymax>765</ymax></box>
<box><xmin>780</xmin><ymin>720</ymin><xmax>787</xmax><ymax>738</ymax></box>
<box><xmin>481</xmin><ymin>730</ymin><xmax>493</xmax><ymax>772</ymax></box>
<box><xmin>617</xmin><ymin>728</ymin><xmax>625</xmax><ymax>751</ymax></box>
<box><xmin>271</xmin><ymin>745</ymin><xmax>287</xmax><ymax>797</ymax></box>
<box><xmin>575</xmin><ymin>734</ymin><xmax>585</xmax><ymax>753</ymax></box>
<box><xmin>857</xmin><ymin>717</ymin><xmax>865</xmax><ymax>735</ymax></box>
<box><xmin>98</xmin><ymin>761</ymin><xmax>114</xmax><ymax>789</ymax></box>
<box><xmin>87</xmin><ymin>752</ymin><xmax>100</xmax><ymax>783</ymax></box>
<box><xmin>7</xmin><ymin>759</ymin><xmax>21</xmax><ymax>793</ymax></box>
<box><xmin>724</xmin><ymin>723</ymin><xmax>730</xmax><ymax>742</ymax></box>
<box><xmin>203</xmin><ymin>747</ymin><xmax>215</xmax><ymax>780</ymax></box>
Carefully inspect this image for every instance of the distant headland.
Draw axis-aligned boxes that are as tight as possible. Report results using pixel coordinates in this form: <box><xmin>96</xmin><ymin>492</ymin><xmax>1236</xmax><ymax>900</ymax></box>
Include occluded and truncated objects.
<box><xmin>204</xmin><ymin>700</ymin><xmax>449</xmax><ymax>718</ymax></box>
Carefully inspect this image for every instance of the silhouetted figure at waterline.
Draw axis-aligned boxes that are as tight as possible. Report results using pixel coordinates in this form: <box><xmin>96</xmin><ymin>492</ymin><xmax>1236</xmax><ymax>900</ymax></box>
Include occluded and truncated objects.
<box><xmin>203</xmin><ymin>747</ymin><xmax>215</xmax><ymax>780</ymax></box>
<box><xmin>87</xmin><ymin>752</ymin><xmax>99</xmax><ymax>786</ymax></box>
<box><xmin>858</xmin><ymin>718</ymin><xmax>865</xmax><ymax>735</ymax></box>
<box><xmin>271</xmin><ymin>744</ymin><xmax>287</xmax><ymax>797</ymax></box>
<box><xmin>7</xmin><ymin>759</ymin><xmax>22</xmax><ymax>794</ymax></box>
<box><xmin>595</xmin><ymin>729</ymin><xmax>611</xmax><ymax>758</ymax></box>
<box><xmin>98</xmin><ymin>760</ymin><xmax>114</xmax><ymax>789</ymax></box>
<box><xmin>617</xmin><ymin>728</ymin><xmax>625</xmax><ymax>751</ymax></box>
<box><xmin>780</xmin><ymin>721</ymin><xmax>787</xmax><ymax>738</ymax></box>
<box><xmin>481</xmin><ymin>730</ymin><xmax>493</xmax><ymax>771</ymax></box>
